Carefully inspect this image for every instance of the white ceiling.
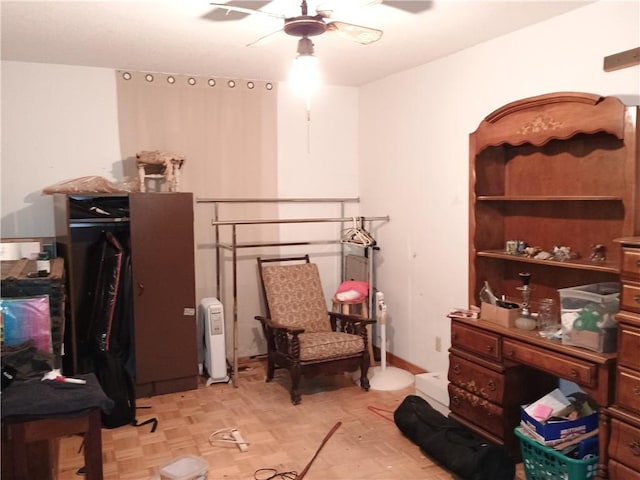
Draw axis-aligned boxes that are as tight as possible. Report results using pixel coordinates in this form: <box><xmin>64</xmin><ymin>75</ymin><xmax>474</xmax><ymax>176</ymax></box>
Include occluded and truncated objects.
<box><xmin>1</xmin><ymin>0</ymin><xmax>593</xmax><ymax>87</ymax></box>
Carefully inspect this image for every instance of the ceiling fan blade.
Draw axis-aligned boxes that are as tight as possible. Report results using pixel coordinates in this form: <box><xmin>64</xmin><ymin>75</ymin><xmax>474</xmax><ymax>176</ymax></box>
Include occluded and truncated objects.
<box><xmin>362</xmin><ymin>0</ymin><xmax>384</xmax><ymax>5</ymax></box>
<box><xmin>246</xmin><ymin>28</ymin><xmax>284</xmax><ymax>47</ymax></box>
<box><xmin>316</xmin><ymin>7</ymin><xmax>333</xmax><ymax>19</ymax></box>
<box><xmin>316</xmin><ymin>0</ymin><xmax>383</xmax><ymax>18</ymax></box>
<box><xmin>208</xmin><ymin>2</ymin><xmax>285</xmax><ymax>19</ymax></box>
<box><xmin>326</xmin><ymin>21</ymin><xmax>383</xmax><ymax>45</ymax></box>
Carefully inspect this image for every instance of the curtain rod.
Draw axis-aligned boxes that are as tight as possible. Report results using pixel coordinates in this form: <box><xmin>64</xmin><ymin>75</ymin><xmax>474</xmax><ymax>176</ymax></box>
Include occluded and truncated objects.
<box><xmin>216</xmin><ymin>239</ymin><xmax>344</xmax><ymax>250</ymax></box>
<box><xmin>197</xmin><ymin>197</ymin><xmax>359</xmax><ymax>203</ymax></box>
<box><xmin>211</xmin><ymin>215</ymin><xmax>389</xmax><ymax>226</ymax></box>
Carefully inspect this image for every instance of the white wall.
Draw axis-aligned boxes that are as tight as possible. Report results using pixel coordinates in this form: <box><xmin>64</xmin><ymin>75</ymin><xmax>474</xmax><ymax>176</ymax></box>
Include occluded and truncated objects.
<box><xmin>275</xmin><ymin>85</ymin><xmax>363</xmax><ymax>305</ymax></box>
<box><xmin>1</xmin><ymin>63</ymin><xmax>122</xmax><ymax>237</ymax></box>
<box><xmin>359</xmin><ymin>0</ymin><xmax>640</xmax><ymax>373</ymax></box>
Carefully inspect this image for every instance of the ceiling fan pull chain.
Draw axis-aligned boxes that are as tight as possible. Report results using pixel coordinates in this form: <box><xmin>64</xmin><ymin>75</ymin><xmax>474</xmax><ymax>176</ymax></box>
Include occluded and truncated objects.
<box><xmin>306</xmin><ymin>107</ymin><xmax>312</xmax><ymax>154</ymax></box>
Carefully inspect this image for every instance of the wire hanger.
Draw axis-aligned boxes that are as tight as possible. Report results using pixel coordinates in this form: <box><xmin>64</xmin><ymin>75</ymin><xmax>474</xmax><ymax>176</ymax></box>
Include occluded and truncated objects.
<box><xmin>341</xmin><ymin>217</ymin><xmax>376</xmax><ymax>247</ymax></box>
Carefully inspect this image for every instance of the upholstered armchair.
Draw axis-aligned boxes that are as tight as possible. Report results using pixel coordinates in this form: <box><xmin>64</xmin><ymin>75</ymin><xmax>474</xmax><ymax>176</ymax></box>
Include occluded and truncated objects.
<box><xmin>255</xmin><ymin>255</ymin><xmax>374</xmax><ymax>404</ymax></box>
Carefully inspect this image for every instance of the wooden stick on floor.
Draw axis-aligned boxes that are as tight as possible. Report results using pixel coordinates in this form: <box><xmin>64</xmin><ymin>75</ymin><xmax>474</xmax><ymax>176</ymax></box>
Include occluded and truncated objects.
<box><xmin>297</xmin><ymin>421</ymin><xmax>342</xmax><ymax>480</ymax></box>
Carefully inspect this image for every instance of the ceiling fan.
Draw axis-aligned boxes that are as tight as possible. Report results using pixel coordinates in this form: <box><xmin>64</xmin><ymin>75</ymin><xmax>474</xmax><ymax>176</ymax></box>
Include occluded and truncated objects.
<box><xmin>208</xmin><ymin>0</ymin><xmax>384</xmax><ymax>47</ymax></box>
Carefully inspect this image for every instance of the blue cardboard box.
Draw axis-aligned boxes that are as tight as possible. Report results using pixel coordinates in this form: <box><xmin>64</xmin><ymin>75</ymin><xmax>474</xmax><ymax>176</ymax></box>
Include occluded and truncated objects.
<box><xmin>520</xmin><ymin>405</ymin><xmax>598</xmax><ymax>446</ymax></box>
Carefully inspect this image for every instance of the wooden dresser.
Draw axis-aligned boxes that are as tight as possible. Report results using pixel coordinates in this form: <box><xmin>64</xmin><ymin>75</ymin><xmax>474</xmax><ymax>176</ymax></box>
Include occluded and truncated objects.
<box><xmin>449</xmin><ymin>316</ymin><xmax>616</xmax><ymax>460</ymax></box>
<box><xmin>600</xmin><ymin>237</ymin><xmax>640</xmax><ymax>479</ymax></box>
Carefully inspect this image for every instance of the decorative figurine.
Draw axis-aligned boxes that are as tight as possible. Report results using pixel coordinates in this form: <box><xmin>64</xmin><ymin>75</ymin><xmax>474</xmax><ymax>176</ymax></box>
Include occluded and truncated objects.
<box><xmin>534</xmin><ymin>250</ymin><xmax>553</xmax><ymax>260</ymax></box>
<box><xmin>524</xmin><ymin>246</ymin><xmax>541</xmax><ymax>257</ymax></box>
<box><xmin>553</xmin><ymin>245</ymin><xmax>577</xmax><ymax>262</ymax></box>
<box><xmin>136</xmin><ymin>150</ymin><xmax>185</xmax><ymax>192</ymax></box>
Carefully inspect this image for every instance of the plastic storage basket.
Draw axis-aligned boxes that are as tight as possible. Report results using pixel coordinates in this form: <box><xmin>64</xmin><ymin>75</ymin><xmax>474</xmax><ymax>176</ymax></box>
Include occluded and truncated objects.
<box><xmin>515</xmin><ymin>427</ymin><xmax>598</xmax><ymax>480</ymax></box>
<box><xmin>159</xmin><ymin>455</ymin><xmax>208</xmax><ymax>480</ymax></box>
<box><xmin>558</xmin><ymin>282</ymin><xmax>620</xmax><ymax>353</ymax></box>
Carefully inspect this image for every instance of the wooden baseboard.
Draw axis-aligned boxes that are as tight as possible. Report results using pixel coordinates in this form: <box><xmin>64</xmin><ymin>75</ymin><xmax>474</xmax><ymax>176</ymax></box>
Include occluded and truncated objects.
<box><xmin>243</xmin><ymin>351</ymin><xmax>428</xmax><ymax>376</ymax></box>
<box><xmin>373</xmin><ymin>347</ymin><xmax>427</xmax><ymax>375</ymax></box>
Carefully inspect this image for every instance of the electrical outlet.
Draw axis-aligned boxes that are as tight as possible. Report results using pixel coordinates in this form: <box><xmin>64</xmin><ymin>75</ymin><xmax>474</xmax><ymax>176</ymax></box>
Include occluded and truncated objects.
<box><xmin>435</xmin><ymin>336</ymin><xmax>442</xmax><ymax>352</ymax></box>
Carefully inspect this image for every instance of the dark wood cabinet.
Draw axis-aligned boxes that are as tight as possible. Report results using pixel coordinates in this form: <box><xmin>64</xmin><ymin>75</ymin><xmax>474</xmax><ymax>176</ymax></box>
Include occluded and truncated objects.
<box><xmin>54</xmin><ymin>192</ymin><xmax>198</xmax><ymax>397</ymax></box>
<box><xmin>602</xmin><ymin>237</ymin><xmax>640</xmax><ymax>479</ymax></box>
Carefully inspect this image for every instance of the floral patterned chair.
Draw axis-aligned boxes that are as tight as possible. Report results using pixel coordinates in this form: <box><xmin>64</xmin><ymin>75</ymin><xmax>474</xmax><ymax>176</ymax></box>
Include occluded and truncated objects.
<box><xmin>255</xmin><ymin>255</ymin><xmax>373</xmax><ymax>404</ymax></box>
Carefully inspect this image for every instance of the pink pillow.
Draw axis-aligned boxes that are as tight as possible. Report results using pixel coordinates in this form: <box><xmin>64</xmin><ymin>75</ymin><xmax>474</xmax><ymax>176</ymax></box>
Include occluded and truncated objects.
<box><xmin>335</xmin><ymin>280</ymin><xmax>369</xmax><ymax>302</ymax></box>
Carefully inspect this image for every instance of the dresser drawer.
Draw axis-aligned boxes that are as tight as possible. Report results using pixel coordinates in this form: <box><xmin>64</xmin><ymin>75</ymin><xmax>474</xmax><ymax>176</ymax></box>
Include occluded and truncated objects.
<box><xmin>622</xmin><ymin>247</ymin><xmax>640</xmax><ymax>280</ymax></box>
<box><xmin>503</xmin><ymin>339</ymin><xmax>597</xmax><ymax>389</ymax></box>
<box><xmin>451</xmin><ymin>321</ymin><xmax>501</xmax><ymax>361</ymax></box>
<box><xmin>621</xmin><ymin>281</ymin><xmax>640</xmax><ymax>314</ymax></box>
<box><xmin>608</xmin><ymin>459</ymin><xmax>640</xmax><ymax>480</ymax></box>
<box><xmin>449</xmin><ymin>354</ymin><xmax>505</xmax><ymax>404</ymax></box>
<box><xmin>608</xmin><ymin>418</ymin><xmax>640</xmax><ymax>473</ymax></box>
<box><xmin>619</xmin><ymin>324</ymin><xmax>640</xmax><ymax>371</ymax></box>
<box><xmin>448</xmin><ymin>383</ymin><xmax>505</xmax><ymax>438</ymax></box>
<box><xmin>616</xmin><ymin>366</ymin><xmax>640</xmax><ymax>415</ymax></box>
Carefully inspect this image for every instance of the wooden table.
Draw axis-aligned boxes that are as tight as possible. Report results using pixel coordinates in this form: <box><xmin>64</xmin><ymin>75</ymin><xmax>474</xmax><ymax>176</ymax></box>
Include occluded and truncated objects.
<box><xmin>1</xmin><ymin>373</ymin><xmax>113</xmax><ymax>480</ymax></box>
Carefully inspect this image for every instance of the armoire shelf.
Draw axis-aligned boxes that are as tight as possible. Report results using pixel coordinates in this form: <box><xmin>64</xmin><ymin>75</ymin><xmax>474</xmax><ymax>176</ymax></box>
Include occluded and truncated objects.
<box><xmin>477</xmin><ymin>195</ymin><xmax>623</xmax><ymax>201</ymax></box>
<box><xmin>68</xmin><ymin>218</ymin><xmax>131</xmax><ymax>225</ymax></box>
<box><xmin>476</xmin><ymin>250</ymin><xmax>619</xmax><ymax>274</ymax></box>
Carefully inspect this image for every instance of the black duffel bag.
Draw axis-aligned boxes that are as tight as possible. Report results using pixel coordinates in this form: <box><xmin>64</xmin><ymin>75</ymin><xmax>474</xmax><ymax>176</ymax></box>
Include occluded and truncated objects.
<box><xmin>394</xmin><ymin>395</ymin><xmax>515</xmax><ymax>480</ymax></box>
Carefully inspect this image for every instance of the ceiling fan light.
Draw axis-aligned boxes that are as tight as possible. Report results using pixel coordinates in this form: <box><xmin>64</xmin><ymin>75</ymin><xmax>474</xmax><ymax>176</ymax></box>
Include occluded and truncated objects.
<box><xmin>290</xmin><ymin>54</ymin><xmax>321</xmax><ymax>98</ymax></box>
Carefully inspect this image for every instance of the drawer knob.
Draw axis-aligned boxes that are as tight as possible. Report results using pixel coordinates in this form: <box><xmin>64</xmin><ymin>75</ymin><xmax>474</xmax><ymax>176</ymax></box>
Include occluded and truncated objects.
<box><xmin>451</xmin><ymin>395</ymin><xmax>460</xmax><ymax>406</ymax></box>
<box><xmin>452</xmin><ymin>332</ymin><xmax>457</xmax><ymax>340</ymax></box>
<box><xmin>452</xmin><ymin>364</ymin><xmax>461</xmax><ymax>374</ymax></box>
<box><xmin>488</xmin><ymin>379</ymin><xmax>496</xmax><ymax>391</ymax></box>
<box><xmin>635</xmin><ymin>294</ymin><xmax>640</xmax><ymax>305</ymax></box>
<box><xmin>569</xmin><ymin>369</ymin><xmax>578</xmax><ymax>378</ymax></box>
<box><xmin>506</xmin><ymin>349</ymin><xmax>515</xmax><ymax>357</ymax></box>
<box><xmin>633</xmin><ymin>386</ymin><xmax>640</xmax><ymax>396</ymax></box>
<box><xmin>630</xmin><ymin>440</ymin><xmax>640</xmax><ymax>456</ymax></box>
<box><xmin>636</xmin><ymin>259</ymin><xmax>640</xmax><ymax>268</ymax></box>
<box><xmin>485</xmin><ymin>345</ymin><xmax>494</xmax><ymax>353</ymax></box>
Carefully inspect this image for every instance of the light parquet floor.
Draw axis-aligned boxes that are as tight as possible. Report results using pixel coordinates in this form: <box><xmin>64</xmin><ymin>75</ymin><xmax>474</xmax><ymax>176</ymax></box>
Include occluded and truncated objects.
<box><xmin>57</xmin><ymin>359</ymin><xmax>526</xmax><ymax>480</ymax></box>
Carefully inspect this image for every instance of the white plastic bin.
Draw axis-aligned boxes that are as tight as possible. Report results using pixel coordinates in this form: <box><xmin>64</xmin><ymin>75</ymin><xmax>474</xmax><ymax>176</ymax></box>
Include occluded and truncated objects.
<box><xmin>159</xmin><ymin>455</ymin><xmax>208</xmax><ymax>480</ymax></box>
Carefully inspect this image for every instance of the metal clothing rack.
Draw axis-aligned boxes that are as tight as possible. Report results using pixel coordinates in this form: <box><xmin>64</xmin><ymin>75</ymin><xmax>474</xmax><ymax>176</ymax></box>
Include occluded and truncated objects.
<box><xmin>195</xmin><ymin>197</ymin><xmax>389</xmax><ymax>386</ymax></box>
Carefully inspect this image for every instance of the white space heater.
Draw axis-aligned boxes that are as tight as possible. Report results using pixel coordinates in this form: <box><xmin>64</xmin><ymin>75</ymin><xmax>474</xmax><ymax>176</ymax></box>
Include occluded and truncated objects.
<box><xmin>199</xmin><ymin>297</ymin><xmax>229</xmax><ymax>385</ymax></box>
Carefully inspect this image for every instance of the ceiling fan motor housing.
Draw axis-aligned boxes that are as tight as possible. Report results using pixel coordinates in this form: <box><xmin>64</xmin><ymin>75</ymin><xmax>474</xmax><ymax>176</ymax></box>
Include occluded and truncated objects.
<box><xmin>284</xmin><ymin>16</ymin><xmax>327</xmax><ymax>37</ymax></box>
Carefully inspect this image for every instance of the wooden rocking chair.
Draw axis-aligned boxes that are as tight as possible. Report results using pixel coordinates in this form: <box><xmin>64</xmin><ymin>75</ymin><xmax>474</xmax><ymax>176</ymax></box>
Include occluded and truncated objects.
<box><xmin>255</xmin><ymin>255</ymin><xmax>374</xmax><ymax>404</ymax></box>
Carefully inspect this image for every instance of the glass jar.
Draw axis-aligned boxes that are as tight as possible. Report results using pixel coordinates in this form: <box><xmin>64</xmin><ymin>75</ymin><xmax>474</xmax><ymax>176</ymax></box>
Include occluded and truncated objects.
<box><xmin>537</xmin><ymin>298</ymin><xmax>559</xmax><ymax>338</ymax></box>
<box><xmin>36</xmin><ymin>251</ymin><xmax>51</xmax><ymax>276</ymax></box>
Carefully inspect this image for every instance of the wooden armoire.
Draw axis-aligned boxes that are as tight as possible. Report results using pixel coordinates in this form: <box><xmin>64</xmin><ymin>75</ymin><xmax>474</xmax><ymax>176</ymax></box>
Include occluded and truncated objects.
<box><xmin>54</xmin><ymin>192</ymin><xmax>198</xmax><ymax>397</ymax></box>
